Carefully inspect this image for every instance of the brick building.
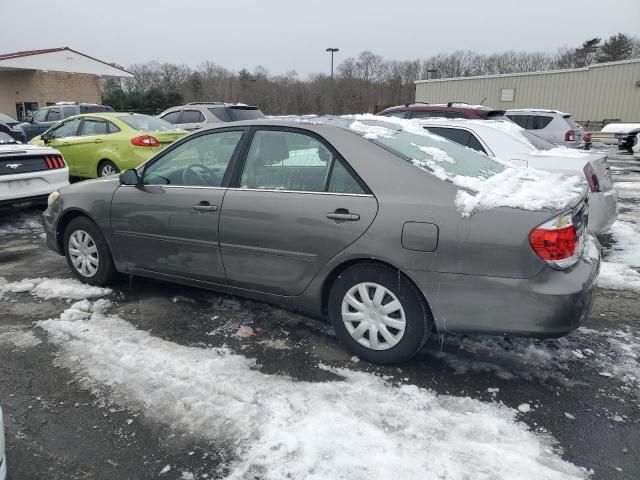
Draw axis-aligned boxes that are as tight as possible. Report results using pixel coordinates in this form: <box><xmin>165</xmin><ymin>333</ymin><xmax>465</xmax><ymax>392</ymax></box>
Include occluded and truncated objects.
<box><xmin>0</xmin><ymin>47</ymin><xmax>132</xmax><ymax>121</ymax></box>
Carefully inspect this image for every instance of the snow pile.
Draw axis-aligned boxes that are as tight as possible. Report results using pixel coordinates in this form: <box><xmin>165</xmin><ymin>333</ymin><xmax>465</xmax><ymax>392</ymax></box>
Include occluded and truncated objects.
<box><xmin>37</xmin><ymin>301</ymin><xmax>588</xmax><ymax>480</ymax></box>
<box><xmin>598</xmin><ymin>263</ymin><xmax>640</xmax><ymax>293</ymax></box>
<box><xmin>0</xmin><ymin>325</ymin><xmax>41</xmax><ymax>350</ymax></box>
<box><xmin>0</xmin><ymin>277</ymin><xmax>112</xmax><ymax>300</ymax></box>
<box><xmin>348</xmin><ymin>120</ymin><xmax>395</xmax><ymax>139</ymax></box>
<box><xmin>450</xmin><ymin>167</ymin><xmax>584</xmax><ymax>217</ymax></box>
<box><xmin>0</xmin><ymin>211</ymin><xmax>43</xmax><ymax>237</ymax></box>
<box><xmin>411</xmin><ymin>144</ymin><xmax>455</xmax><ymax>163</ymax></box>
<box><xmin>529</xmin><ymin>147</ymin><xmax>593</xmax><ymax>158</ymax></box>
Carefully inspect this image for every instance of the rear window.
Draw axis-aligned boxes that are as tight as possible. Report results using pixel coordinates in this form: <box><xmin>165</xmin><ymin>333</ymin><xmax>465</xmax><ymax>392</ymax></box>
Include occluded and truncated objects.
<box><xmin>229</xmin><ymin>107</ymin><xmax>265</xmax><ymax>121</ymax></box>
<box><xmin>379</xmin><ymin>111</ymin><xmax>407</xmax><ymax>118</ymax></box>
<box><xmin>208</xmin><ymin>108</ymin><xmax>232</xmax><ymax>122</ymax></box>
<box><xmin>564</xmin><ymin>116</ymin><xmax>580</xmax><ymax>129</ymax></box>
<box><xmin>0</xmin><ymin>113</ymin><xmax>17</xmax><ymax>124</ymax></box>
<box><xmin>80</xmin><ymin>105</ymin><xmax>114</xmax><ymax>113</ymax></box>
<box><xmin>370</xmin><ymin>126</ymin><xmax>504</xmax><ymax>179</ymax></box>
<box><xmin>119</xmin><ymin>115</ymin><xmax>176</xmax><ymax>132</ymax></box>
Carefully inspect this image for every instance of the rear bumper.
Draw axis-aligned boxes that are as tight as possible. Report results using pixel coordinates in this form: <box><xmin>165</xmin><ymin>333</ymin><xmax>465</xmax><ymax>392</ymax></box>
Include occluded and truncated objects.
<box><xmin>588</xmin><ymin>189</ymin><xmax>618</xmax><ymax>234</ymax></box>
<box><xmin>405</xmin><ymin>236</ymin><xmax>600</xmax><ymax>337</ymax></box>
<box><xmin>0</xmin><ymin>168</ymin><xmax>69</xmax><ymax>204</ymax></box>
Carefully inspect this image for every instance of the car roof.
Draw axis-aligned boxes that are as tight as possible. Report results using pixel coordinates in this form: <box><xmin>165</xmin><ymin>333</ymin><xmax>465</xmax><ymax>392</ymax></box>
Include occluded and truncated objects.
<box><xmin>384</xmin><ymin>102</ymin><xmax>502</xmax><ymax>112</ymax></box>
<box><xmin>506</xmin><ymin>108</ymin><xmax>570</xmax><ymax>116</ymax></box>
<box><xmin>61</xmin><ymin>112</ymin><xmax>151</xmax><ymax>120</ymax></box>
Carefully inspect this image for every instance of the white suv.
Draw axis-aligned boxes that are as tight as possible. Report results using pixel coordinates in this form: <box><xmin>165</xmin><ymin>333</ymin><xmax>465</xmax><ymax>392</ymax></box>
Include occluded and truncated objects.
<box><xmin>506</xmin><ymin>109</ymin><xmax>584</xmax><ymax>148</ymax></box>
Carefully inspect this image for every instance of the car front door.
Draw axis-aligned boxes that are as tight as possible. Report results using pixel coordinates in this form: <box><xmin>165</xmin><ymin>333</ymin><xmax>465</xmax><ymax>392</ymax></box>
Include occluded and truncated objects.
<box><xmin>44</xmin><ymin>117</ymin><xmax>83</xmax><ymax>172</ymax></box>
<box><xmin>219</xmin><ymin>127</ymin><xmax>378</xmax><ymax>296</ymax></box>
<box><xmin>110</xmin><ymin>128</ymin><xmax>247</xmax><ymax>282</ymax></box>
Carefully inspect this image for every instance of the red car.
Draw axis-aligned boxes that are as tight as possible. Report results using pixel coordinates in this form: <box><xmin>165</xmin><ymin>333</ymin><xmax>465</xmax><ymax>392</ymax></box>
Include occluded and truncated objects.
<box><xmin>378</xmin><ymin>102</ymin><xmax>507</xmax><ymax>120</ymax></box>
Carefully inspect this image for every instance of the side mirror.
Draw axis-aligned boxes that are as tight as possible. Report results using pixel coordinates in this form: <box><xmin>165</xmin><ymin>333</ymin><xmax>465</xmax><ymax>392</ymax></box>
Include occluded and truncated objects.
<box><xmin>26</xmin><ymin>115</ymin><xmax>33</xmax><ymax>123</ymax></box>
<box><xmin>119</xmin><ymin>169</ymin><xmax>141</xmax><ymax>186</ymax></box>
<box><xmin>41</xmin><ymin>134</ymin><xmax>50</xmax><ymax>144</ymax></box>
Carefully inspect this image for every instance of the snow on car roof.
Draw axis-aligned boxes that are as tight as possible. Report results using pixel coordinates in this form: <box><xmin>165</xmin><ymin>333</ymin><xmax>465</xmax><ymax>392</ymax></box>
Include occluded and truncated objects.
<box><xmin>506</xmin><ymin>108</ymin><xmax>570</xmax><ymax>116</ymax></box>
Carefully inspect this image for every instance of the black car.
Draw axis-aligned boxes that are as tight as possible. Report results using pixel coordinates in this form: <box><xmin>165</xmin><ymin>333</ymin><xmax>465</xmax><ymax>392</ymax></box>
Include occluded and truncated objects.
<box><xmin>618</xmin><ymin>129</ymin><xmax>639</xmax><ymax>153</ymax></box>
<box><xmin>16</xmin><ymin>103</ymin><xmax>114</xmax><ymax>141</ymax></box>
<box><xmin>0</xmin><ymin>113</ymin><xmax>26</xmax><ymax>142</ymax></box>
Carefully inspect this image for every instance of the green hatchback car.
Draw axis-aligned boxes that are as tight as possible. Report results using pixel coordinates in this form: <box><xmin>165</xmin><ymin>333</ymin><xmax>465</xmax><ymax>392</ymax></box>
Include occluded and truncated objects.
<box><xmin>30</xmin><ymin>113</ymin><xmax>188</xmax><ymax>178</ymax></box>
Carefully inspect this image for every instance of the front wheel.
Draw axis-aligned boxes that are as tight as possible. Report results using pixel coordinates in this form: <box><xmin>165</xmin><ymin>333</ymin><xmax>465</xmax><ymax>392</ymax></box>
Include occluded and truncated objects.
<box><xmin>328</xmin><ymin>263</ymin><xmax>432</xmax><ymax>364</ymax></box>
<box><xmin>64</xmin><ymin>217</ymin><xmax>117</xmax><ymax>286</ymax></box>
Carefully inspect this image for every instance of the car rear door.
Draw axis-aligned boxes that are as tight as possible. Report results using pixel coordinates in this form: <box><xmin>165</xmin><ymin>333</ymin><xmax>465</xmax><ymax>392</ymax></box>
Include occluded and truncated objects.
<box><xmin>74</xmin><ymin>117</ymin><xmax>110</xmax><ymax>176</ymax></box>
<box><xmin>110</xmin><ymin>128</ymin><xmax>247</xmax><ymax>282</ymax></box>
<box><xmin>219</xmin><ymin>127</ymin><xmax>378</xmax><ymax>296</ymax></box>
<box><xmin>177</xmin><ymin>109</ymin><xmax>206</xmax><ymax>131</ymax></box>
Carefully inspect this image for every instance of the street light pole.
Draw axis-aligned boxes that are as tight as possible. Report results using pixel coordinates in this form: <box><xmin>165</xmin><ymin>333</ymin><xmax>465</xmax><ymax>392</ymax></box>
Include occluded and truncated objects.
<box><xmin>326</xmin><ymin>48</ymin><xmax>339</xmax><ymax>79</ymax></box>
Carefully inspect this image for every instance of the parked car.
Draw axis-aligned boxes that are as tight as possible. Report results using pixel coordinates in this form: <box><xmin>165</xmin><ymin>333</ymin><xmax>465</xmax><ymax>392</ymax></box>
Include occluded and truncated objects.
<box><xmin>16</xmin><ymin>102</ymin><xmax>114</xmax><ymax>141</ymax></box>
<box><xmin>0</xmin><ymin>113</ymin><xmax>27</xmax><ymax>142</ymax></box>
<box><xmin>598</xmin><ymin>123</ymin><xmax>640</xmax><ymax>150</ymax></box>
<box><xmin>378</xmin><ymin>102</ymin><xmax>508</xmax><ymax>120</ymax></box>
<box><xmin>418</xmin><ymin>118</ymin><xmax>618</xmax><ymax>234</ymax></box>
<box><xmin>0</xmin><ymin>131</ymin><xmax>68</xmax><ymax>209</ymax></box>
<box><xmin>29</xmin><ymin>113</ymin><xmax>187</xmax><ymax>178</ymax></box>
<box><xmin>42</xmin><ymin>117</ymin><xmax>599</xmax><ymax>364</ymax></box>
<box><xmin>0</xmin><ymin>405</ymin><xmax>5</xmax><ymax>480</ymax></box>
<box><xmin>158</xmin><ymin>102</ymin><xmax>265</xmax><ymax>131</ymax></box>
<box><xmin>505</xmin><ymin>109</ymin><xmax>583</xmax><ymax>148</ymax></box>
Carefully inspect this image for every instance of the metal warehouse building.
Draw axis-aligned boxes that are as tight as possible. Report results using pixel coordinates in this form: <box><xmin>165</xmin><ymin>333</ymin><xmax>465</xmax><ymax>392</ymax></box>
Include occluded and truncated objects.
<box><xmin>415</xmin><ymin>59</ymin><xmax>640</xmax><ymax>123</ymax></box>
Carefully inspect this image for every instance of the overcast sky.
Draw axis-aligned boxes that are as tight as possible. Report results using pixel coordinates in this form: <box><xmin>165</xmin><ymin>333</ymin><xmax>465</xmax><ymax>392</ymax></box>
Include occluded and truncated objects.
<box><xmin>3</xmin><ymin>0</ymin><xmax>639</xmax><ymax>77</ymax></box>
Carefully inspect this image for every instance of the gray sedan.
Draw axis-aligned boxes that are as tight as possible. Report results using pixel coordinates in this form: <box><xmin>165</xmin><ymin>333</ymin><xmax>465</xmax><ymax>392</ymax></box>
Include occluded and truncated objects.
<box><xmin>42</xmin><ymin>117</ymin><xmax>600</xmax><ymax>364</ymax></box>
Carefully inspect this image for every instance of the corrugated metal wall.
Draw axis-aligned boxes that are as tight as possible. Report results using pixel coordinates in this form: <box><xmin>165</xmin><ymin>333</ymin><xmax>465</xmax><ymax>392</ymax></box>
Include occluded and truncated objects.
<box><xmin>414</xmin><ymin>60</ymin><xmax>640</xmax><ymax>122</ymax></box>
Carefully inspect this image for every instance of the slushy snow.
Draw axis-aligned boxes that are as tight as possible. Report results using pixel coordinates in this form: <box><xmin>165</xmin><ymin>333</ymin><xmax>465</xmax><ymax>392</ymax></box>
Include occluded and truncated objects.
<box><xmin>0</xmin><ymin>277</ymin><xmax>111</xmax><ymax>300</ymax></box>
<box><xmin>37</xmin><ymin>300</ymin><xmax>589</xmax><ymax>480</ymax></box>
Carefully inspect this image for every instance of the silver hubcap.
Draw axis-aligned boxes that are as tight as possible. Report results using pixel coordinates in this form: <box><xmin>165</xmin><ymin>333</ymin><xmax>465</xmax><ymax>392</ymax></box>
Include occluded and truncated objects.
<box><xmin>101</xmin><ymin>164</ymin><xmax>117</xmax><ymax>176</ymax></box>
<box><xmin>341</xmin><ymin>282</ymin><xmax>406</xmax><ymax>351</ymax></box>
<box><xmin>68</xmin><ymin>230</ymin><xmax>99</xmax><ymax>277</ymax></box>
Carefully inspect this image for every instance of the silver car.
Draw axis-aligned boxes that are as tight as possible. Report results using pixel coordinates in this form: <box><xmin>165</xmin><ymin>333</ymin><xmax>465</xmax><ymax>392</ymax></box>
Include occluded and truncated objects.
<box><xmin>158</xmin><ymin>102</ymin><xmax>265</xmax><ymax>131</ymax></box>
<box><xmin>42</xmin><ymin>118</ymin><xmax>599</xmax><ymax>364</ymax></box>
<box><xmin>506</xmin><ymin>109</ymin><xmax>584</xmax><ymax>148</ymax></box>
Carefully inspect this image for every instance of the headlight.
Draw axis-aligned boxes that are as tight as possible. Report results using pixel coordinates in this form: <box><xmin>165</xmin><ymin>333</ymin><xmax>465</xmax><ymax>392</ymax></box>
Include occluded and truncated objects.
<box><xmin>47</xmin><ymin>191</ymin><xmax>60</xmax><ymax>206</ymax></box>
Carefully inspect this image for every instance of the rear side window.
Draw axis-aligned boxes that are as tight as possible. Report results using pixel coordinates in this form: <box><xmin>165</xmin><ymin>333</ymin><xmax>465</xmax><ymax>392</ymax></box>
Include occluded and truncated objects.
<box><xmin>32</xmin><ymin>109</ymin><xmax>48</xmax><ymax>122</ymax></box>
<box><xmin>228</xmin><ymin>107</ymin><xmax>265</xmax><ymax>121</ymax></box>
<box><xmin>107</xmin><ymin>121</ymin><xmax>121</xmax><ymax>134</ymax></box>
<box><xmin>239</xmin><ymin>129</ymin><xmax>365</xmax><ymax>194</ymax></box>
<box><xmin>181</xmin><ymin>110</ymin><xmax>205</xmax><ymax>123</ymax></box>
<box><xmin>81</xmin><ymin>119</ymin><xmax>108</xmax><ymax>135</ymax></box>
<box><xmin>424</xmin><ymin>127</ymin><xmax>471</xmax><ymax>146</ymax></box>
<box><xmin>506</xmin><ymin>115</ymin><xmax>528</xmax><ymax>128</ymax></box>
<box><xmin>533</xmin><ymin>116</ymin><xmax>553</xmax><ymax>129</ymax></box>
<box><xmin>161</xmin><ymin>111</ymin><xmax>182</xmax><ymax>124</ymax></box>
<box><xmin>467</xmin><ymin>134</ymin><xmax>487</xmax><ymax>154</ymax></box>
<box><xmin>208</xmin><ymin>108</ymin><xmax>232</xmax><ymax>121</ymax></box>
<box><xmin>47</xmin><ymin>108</ymin><xmax>62</xmax><ymax>121</ymax></box>
<box><xmin>62</xmin><ymin>106</ymin><xmax>76</xmax><ymax>118</ymax></box>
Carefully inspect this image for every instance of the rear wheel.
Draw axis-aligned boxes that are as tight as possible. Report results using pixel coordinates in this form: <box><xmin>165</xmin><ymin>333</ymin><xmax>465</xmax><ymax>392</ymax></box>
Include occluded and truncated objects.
<box><xmin>98</xmin><ymin>160</ymin><xmax>119</xmax><ymax>177</ymax></box>
<box><xmin>64</xmin><ymin>217</ymin><xmax>116</xmax><ymax>286</ymax></box>
<box><xmin>328</xmin><ymin>263</ymin><xmax>432</xmax><ymax>364</ymax></box>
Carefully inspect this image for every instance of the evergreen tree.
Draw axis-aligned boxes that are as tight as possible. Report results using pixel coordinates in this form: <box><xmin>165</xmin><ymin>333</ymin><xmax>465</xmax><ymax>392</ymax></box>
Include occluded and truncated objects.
<box><xmin>598</xmin><ymin>33</ymin><xmax>633</xmax><ymax>63</ymax></box>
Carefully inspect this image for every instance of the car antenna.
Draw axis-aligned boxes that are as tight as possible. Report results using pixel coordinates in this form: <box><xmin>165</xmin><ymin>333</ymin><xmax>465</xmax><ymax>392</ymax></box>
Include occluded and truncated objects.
<box><xmin>479</xmin><ymin>96</ymin><xmax>487</xmax><ymax>105</ymax></box>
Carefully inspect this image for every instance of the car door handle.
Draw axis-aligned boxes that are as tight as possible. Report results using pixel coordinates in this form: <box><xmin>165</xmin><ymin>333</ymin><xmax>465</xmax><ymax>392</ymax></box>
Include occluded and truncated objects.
<box><xmin>94</xmin><ymin>138</ymin><xmax>104</xmax><ymax>144</ymax></box>
<box><xmin>193</xmin><ymin>201</ymin><xmax>218</xmax><ymax>212</ymax></box>
<box><xmin>326</xmin><ymin>209</ymin><xmax>360</xmax><ymax>221</ymax></box>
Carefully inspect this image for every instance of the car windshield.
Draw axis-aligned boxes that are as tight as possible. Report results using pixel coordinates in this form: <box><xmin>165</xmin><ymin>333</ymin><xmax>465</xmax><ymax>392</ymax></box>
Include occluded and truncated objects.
<box><xmin>521</xmin><ymin>130</ymin><xmax>555</xmax><ymax>150</ymax></box>
<box><xmin>359</xmin><ymin>121</ymin><xmax>505</xmax><ymax>179</ymax></box>
<box><xmin>0</xmin><ymin>131</ymin><xmax>16</xmax><ymax>143</ymax></box>
<box><xmin>120</xmin><ymin>115</ymin><xmax>177</xmax><ymax>132</ymax></box>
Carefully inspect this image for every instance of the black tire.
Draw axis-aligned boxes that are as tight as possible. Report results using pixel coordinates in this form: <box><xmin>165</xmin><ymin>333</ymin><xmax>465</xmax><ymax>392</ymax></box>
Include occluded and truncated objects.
<box><xmin>98</xmin><ymin>160</ymin><xmax>120</xmax><ymax>177</ymax></box>
<box><xmin>328</xmin><ymin>263</ymin><xmax>432</xmax><ymax>364</ymax></box>
<box><xmin>63</xmin><ymin>216</ymin><xmax>117</xmax><ymax>286</ymax></box>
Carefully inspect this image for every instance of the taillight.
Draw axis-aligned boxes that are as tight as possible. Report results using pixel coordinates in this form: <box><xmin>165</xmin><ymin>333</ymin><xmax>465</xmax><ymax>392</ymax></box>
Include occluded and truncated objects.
<box><xmin>583</xmin><ymin>163</ymin><xmax>600</xmax><ymax>192</ymax></box>
<box><xmin>45</xmin><ymin>154</ymin><xmax>65</xmax><ymax>169</ymax></box>
<box><xmin>565</xmin><ymin>130</ymin><xmax>575</xmax><ymax>142</ymax></box>
<box><xmin>529</xmin><ymin>213</ymin><xmax>580</xmax><ymax>269</ymax></box>
<box><xmin>582</xmin><ymin>133</ymin><xmax>591</xmax><ymax>142</ymax></box>
<box><xmin>131</xmin><ymin>135</ymin><xmax>160</xmax><ymax>147</ymax></box>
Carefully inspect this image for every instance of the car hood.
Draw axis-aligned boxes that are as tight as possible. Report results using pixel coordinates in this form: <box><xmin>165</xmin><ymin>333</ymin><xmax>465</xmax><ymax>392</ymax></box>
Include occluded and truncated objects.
<box><xmin>61</xmin><ymin>175</ymin><xmax>121</xmax><ymax>196</ymax></box>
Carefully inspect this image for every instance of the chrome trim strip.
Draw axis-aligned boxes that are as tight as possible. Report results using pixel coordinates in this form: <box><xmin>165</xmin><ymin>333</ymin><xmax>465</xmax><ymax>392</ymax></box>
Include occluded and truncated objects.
<box><xmin>227</xmin><ymin>187</ymin><xmax>374</xmax><ymax>197</ymax></box>
<box><xmin>119</xmin><ymin>184</ymin><xmax>227</xmax><ymax>191</ymax></box>
<box><xmin>220</xmin><ymin>242</ymin><xmax>317</xmax><ymax>260</ymax></box>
